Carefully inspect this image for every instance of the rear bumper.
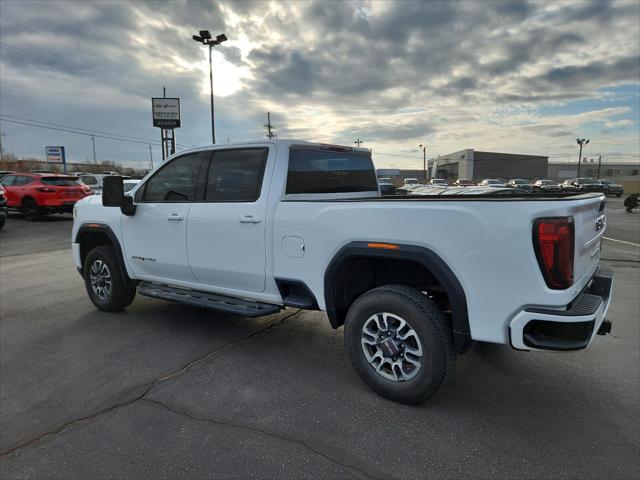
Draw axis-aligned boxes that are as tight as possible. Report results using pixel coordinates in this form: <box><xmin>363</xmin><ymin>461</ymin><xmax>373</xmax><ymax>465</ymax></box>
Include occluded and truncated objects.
<box><xmin>509</xmin><ymin>267</ymin><xmax>614</xmax><ymax>351</ymax></box>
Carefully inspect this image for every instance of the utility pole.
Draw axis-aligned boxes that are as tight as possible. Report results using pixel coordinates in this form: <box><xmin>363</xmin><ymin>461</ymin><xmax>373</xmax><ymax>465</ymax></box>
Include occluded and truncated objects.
<box><xmin>419</xmin><ymin>144</ymin><xmax>427</xmax><ymax>182</ymax></box>
<box><xmin>576</xmin><ymin>138</ymin><xmax>589</xmax><ymax>177</ymax></box>
<box><xmin>91</xmin><ymin>135</ymin><xmax>97</xmax><ymax>164</ymax></box>
<box><xmin>354</xmin><ymin>138</ymin><xmax>363</xmax><ymax>147</ymax></box>
<box><xmin>149</xmin><ymin>144</ymin><xmax>154</xmax><ymax>170</ymax></box>
<box><xmin>264</xmin><ymin>112</ymin><xmax>276</xmax><ymax>139</ymax></box>
<box><xmin>0</xmin><ymin>131</ymin><xmax>5</xmax><ymax>161</ymax></box>
<box><xmin>597</xmin><ymin>155</ymin><xmax>602</xmax><ymax>179</ymax></box>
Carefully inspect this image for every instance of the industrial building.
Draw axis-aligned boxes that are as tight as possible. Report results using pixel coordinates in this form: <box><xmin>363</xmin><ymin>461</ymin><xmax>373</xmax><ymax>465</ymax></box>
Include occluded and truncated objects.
<box><xmin>428</xmin><ymin>149</ymin><xmax>549</xmax><ymax>181</ymax></box>
<box><xmin>376</xmin><ymin>149</ymin><xmax>549</xmax><ymax>185</ymax></box>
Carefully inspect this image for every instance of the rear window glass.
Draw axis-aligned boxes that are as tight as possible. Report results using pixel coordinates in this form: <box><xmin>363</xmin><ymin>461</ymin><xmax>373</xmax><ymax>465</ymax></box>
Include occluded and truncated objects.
<box><xmin>286</xmin><ymin>150</ymin><xmax>377</xmax><ymax>194</ymax></box>
<box><xmin>41</xmin><ymin>177</ymin><xmax>80</xmax><ymax>186</ymax></box>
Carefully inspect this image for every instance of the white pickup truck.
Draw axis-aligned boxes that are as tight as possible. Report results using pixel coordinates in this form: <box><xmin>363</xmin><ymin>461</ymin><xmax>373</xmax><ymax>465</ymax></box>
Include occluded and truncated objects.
<box><xmin>72</xmin><ymin>140</ymin><xmax>613</xmax><ymax>404</ymax></box>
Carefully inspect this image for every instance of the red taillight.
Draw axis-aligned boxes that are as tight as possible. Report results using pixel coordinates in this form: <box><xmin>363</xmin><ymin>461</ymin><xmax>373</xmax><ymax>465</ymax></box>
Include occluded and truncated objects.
<box><xmin>533</xmin><ymin>217</ymin><xmax>574</xmax><ymax>289</ymax></box>
<box><xmin>36</xmin><ymin>187</ymin><xmax>56</xmax><ymax>193</ymax></box>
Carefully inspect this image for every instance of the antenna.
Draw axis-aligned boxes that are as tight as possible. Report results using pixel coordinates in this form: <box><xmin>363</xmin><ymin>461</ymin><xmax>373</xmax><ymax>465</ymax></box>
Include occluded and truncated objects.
<box><xmin>263</xmin><ymin>112</ymin><xmax>276</xmax><ymax>139</ymax></box>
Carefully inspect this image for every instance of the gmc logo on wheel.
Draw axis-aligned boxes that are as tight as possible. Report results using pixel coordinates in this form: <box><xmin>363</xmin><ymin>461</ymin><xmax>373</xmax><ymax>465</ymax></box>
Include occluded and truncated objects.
<box><xmin>595</xmin><ymin>215</ymin><xmax>605</xmax><ymax>232</ymax></box>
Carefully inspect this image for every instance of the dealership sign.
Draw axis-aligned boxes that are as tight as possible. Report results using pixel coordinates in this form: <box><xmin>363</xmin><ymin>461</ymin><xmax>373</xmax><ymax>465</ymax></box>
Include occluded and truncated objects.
<box><xmin>152</xmin><ymin>98</ymin><xmax>181</xmax><ymax>128</ymax></box>
<box><xmin>45</xmin><ymin>146</ymin><xmax>65</xmax><ymax>163</ymax></box>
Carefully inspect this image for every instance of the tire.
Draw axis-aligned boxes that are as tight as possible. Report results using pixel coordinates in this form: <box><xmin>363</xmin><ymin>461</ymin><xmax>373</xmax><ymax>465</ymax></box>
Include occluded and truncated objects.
<box><xmin>83</xmin><ymin>245</ymin><xmax>136</xmax><ymax>312</ymax></box>
<box><xmin>344</xmin><ymin>285</ymin><xmax>455</xmax><ymax>404</ymax></box>
<box><xmin>22</xmin><ymin>198</ymin><xmax>41</xmax><ymax>221</ymax></box>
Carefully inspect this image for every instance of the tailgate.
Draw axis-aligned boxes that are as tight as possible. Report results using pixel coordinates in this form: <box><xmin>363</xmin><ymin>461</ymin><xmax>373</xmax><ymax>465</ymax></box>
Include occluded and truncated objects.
<box><xmin>570</xmin><ymin>195</ymin><xmax>606</xmax><ymax>286</ymax></box>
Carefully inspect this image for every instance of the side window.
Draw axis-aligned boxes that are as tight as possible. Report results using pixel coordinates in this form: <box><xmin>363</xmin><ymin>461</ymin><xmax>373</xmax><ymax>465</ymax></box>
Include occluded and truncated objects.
<box><xmin>1</xmin><ymin>176</ymin><xmax>16</xmax><ymax>186</ymax></box>
<box><xmin>82</xmin><ymin>176</ymin><xmax>97</xmax><ymax>185</ymax></box>
<box><xmin>15</xmin><ymin>176</ymin><xmax>31</xmax><ymax>186</ymax></box>
<box><xmin>204</xmin><ymin>148</ymin><xmax>268</xmax><ymax>202</ymax></box>
<box><xmin>286</xmin><ymin>149</ymin><xmax>378</xmax><ymax>194</ymax></box>
<box><xmin>140</xmin><ymin>152</ymin><xmax>206</xmax><ymax>202</ymax></box>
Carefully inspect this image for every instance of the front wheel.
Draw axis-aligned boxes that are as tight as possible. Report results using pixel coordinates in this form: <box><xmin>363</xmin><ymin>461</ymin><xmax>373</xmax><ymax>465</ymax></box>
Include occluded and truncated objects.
<box><xmin>83</xmin><ymin>245</ymin><xmax>136</xmax><ymax>312</ymax></box>
<box><xmin>344</xmin><ymin>285</ymin><xmax>455</xmax><ymax>404</ymax></box>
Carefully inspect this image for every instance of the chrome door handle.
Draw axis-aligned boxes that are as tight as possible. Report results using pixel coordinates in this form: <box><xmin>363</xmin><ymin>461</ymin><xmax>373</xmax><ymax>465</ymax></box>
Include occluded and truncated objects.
<box><xmin>239</xmin><ymin>216</ymin><xmax>261</xmax><ymax>224</ymax></box>
<box><xmin>168</xmin><ymin>214</ymin><xmax>184</xmax><ymax>221</ymax></box>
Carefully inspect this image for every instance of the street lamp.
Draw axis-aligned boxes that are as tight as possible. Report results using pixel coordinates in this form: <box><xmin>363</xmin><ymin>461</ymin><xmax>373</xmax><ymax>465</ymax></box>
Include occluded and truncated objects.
<box><xmin>418</xmin><ymin>144</ymin><xmax>427</xmax><ymax>182</ymax></box>
<box><xmin>576</xmin><ymin>138</ymin><xmax>589</xmax><ymax>177</ymax></box>
<box><xmin>192</xmin><ymin>30</ymin><xmax>228</xmax><ymax>144</ymax></box>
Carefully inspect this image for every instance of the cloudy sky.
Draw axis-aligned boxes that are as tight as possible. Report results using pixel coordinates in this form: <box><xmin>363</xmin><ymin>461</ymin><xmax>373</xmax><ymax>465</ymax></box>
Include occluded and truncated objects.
<box><xmin>0</xmin><ymin>0</ymin><xmax>638</xmax><ymax>168</ymax></box>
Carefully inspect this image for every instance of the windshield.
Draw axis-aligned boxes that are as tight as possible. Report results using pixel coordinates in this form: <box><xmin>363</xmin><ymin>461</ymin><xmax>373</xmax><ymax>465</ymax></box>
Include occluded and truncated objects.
<box><xmin>123</xmin><ymin>182</ymin><xmax>139</xmax><ymax>192</ymax></box>
<box><xmin>41</xmin><ymin>177</ymin><xmax>80</xmax><ymax>186</ymax></box>
<box><xmin>512</xmin><ymin>179</ymin><xmax>527</xmax><ymax>184</ymax></box>
<box><xmin>404</xmin><ymin>179</ymin><xmax>418</xmax><ymax>185</ymax></box>
<box><xmin>484</xmin><ymin>179</ymin><xmax>501</xmax><ymax>184</ymax></box>
<box><xmin>578</xmin><ymin>178</ymin><xmax>598</xmax><ymax>185</ymax></box>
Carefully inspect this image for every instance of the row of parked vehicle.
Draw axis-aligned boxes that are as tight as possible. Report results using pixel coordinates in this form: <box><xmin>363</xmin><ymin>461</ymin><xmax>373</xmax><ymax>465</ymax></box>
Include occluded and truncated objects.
<box><xmin>0</xmin><ymin>170</ymin><xmax>140</xmax><ymax>224</ymax></box>
<box><xmin>379</xmin><ymin>176</ymin><xmax>625</xmax><ymax>197</ymax></box>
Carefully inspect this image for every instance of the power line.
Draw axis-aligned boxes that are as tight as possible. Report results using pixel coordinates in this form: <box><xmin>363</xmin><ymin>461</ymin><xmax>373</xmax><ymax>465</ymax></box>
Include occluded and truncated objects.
<box><xmin>0</xmin><ymin>114</ymin><xmax>195</xmax><ymax>149</ymax></box>
<box><xmin>0</xmin><ymin>117</ymin><xmax>173</xmax><ymax>147</ymax></box>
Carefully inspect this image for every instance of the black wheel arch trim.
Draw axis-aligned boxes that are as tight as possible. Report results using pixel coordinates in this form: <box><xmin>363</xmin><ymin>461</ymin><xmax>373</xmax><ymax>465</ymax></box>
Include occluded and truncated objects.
<box><xmin>75</xmin><ymin>223</ymin><xmax>136</xmax><ymax>287</ymax></box>
<box><xmin>324</xmin><ymin>241</ymin><xmax>472</xmax><ymax>353</ymax></box>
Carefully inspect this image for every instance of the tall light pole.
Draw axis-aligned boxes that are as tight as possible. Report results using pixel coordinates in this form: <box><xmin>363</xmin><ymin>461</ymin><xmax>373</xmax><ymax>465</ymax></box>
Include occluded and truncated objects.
<box><xmin>576</xmin><ymin>138</ymin><xmax>589</xmax><ymax>177</ymax></box>
<box><xmin>192</xmin><ymin>30</ymin><xmax>227</xmax><ymax>144</ymax></box>
<box><xmin>354</xmin><ymin>138</ymin><xmax>363</xmax><ymax>147</ymax></box>
<box><xmin>419</xmin><ymin>144</ymin><xmax>427</xmax><ymax>182</ymax></box>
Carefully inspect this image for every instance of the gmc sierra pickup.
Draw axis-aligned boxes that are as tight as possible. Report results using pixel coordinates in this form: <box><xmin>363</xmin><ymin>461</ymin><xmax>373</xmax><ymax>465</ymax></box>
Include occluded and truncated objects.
<box><xmin>72</xmin><ymin>140</ymin><xmax>614</xmax><ymax>404</ymax></box>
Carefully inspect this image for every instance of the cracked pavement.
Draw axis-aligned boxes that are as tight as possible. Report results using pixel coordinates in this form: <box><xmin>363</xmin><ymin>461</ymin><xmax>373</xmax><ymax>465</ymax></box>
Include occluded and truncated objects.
<box><xmin>0</xmin><ymin>208</ymin><xmax>638</xmax><ymax>479</ymax></box>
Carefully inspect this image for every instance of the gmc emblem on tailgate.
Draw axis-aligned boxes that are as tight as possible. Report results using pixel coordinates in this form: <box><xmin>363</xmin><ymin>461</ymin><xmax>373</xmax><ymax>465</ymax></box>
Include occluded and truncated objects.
<box><xmin>595</xmin><ymin>215</ymin><xmax>605</xmax><ymax>232</ymax></box>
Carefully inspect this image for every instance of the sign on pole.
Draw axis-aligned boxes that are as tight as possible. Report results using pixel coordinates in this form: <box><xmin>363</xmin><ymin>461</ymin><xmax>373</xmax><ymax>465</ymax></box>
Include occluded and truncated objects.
<box><xmin>45</xmin><ymin>146</ymin><xmax>66</xmax><ymax>173</ymax></box>
<box><xmin>152</xmin><ymin>98</ymin><xmax>181</xmax><ymax>128</ymax></box>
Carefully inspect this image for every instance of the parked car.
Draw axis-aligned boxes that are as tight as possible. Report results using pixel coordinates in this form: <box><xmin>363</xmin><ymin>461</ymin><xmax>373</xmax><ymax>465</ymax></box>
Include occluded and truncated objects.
<box><xmin>506</xmin><ymin>179</ymin><xmax>533</xmax><ymax>192</ymax></box>
<box><xmin>429</xmin><ymin>178</ymin><xmax>448</xmax><ymax>186</ymax></box>
<box><xmin>532</xmin><ymin>179</ymin><xmax>562</xmax><ymax>193</ymax></box>
<box><xmin>0</xmin><ymin>173</ymin><xmax>91</xmax><ymax>220</ymax></box>
<box><xmin>561</xmin><ymin>178</ymin><xmax>605</xmax><ymax>193</ymax></box>
<box><xmin>403</xmin><ymin>178</ymin><xmax>419</xmax><ymax>186</ymax></box>
<box><xmin>454</xmin><ymin>179</ymin><xmax>475</xmax><ymax>187</ymax></box>
<box><xmin>0</xmin><ymin>184</ymin><xmax>7</xmax><ymax>230</ymax></box>
<box><xmin>72</xmin><ymin>139</ymin><xmax>613</xmax><ymax>404</ymax></box>
<box><xmin>378</xmin><ymin>177</ymin><xmax>395</xmax><ymax>196</ymax></box>
<box><xmin>479</xmin><ymin>178</ymin><xmax>506</xmax><ymax>187</ymax></box>
<box><xmin>79</xmin><ymin>174</ymin><xmax>129</xmax><ymax>193</ymax></box>
<box><xmin>598</xmin><ymin>179</ymin><xmax>624</xmax><ymax>197</ymax></box>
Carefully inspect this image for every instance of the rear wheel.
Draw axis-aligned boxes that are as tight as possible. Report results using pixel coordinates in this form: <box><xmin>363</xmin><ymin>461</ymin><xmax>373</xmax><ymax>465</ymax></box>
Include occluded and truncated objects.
<box><xmin>22</xmin><ymin>198</ymin><xmax>40</xmax><ymax>221</ymax></box>
<box><xmin>344</xmin><ymin>285</ymin><xmax>455</xmax><ymax>404</ymax></box>
<box><xmin>83</xmin><ymin>245</ymin><xmax>136</xmax><ymax>312</ymax></box>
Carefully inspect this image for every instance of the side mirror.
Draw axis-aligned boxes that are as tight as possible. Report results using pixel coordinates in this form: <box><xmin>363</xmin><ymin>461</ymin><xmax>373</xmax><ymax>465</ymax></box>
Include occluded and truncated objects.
<box><xmin>102</xmin><ymin>176</ymin><xmax>136</xmax><ymax>216</ymax></box>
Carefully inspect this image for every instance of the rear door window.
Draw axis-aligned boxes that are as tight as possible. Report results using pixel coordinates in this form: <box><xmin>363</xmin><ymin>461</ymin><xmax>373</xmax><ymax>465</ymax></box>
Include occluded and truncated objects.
<box><xmin>15</xmin><ymin>176</ymin><xmax>33</xmax><ymax>186</ymax></box>
<box><xmin>286</xmin><ymin>149</ymin><xmax>378</xmax><ymax>194</ymax></box>
<box><xmin>81</xmin><ymin>176</ymin><xmax>98</xmax><ymax>185</ymax></box>
<box><xmin>204</xmin><ymin>148</ymin><xmax>268</xmax><ymax>202</ymax></box>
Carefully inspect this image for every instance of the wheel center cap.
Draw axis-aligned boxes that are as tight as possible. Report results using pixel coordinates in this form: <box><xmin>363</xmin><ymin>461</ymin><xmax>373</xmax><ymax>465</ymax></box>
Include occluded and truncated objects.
<box><xmin>379</xmin><ymin>337</ymin><xmax>400</xmax><ymax>358</ymax></box>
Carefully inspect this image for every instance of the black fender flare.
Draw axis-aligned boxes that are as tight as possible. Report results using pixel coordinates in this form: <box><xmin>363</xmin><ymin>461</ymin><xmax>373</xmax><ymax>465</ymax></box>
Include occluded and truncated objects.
<box><xmin>75</xmin><ymin>223</ymin><xmax>135</xmax><ymax>287</ymax></box>
<box><xmin>324</xmin><ymin>241</ymin><xmax>472</xmax><ymax>353</ymax></box>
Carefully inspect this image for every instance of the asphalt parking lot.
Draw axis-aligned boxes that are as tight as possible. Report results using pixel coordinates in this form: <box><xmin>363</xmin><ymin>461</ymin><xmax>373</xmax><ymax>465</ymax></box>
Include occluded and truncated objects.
<box><xmin>0</xmin><ymin>199</ymin><xmax>638</xmax><ymax>479</ymax></box>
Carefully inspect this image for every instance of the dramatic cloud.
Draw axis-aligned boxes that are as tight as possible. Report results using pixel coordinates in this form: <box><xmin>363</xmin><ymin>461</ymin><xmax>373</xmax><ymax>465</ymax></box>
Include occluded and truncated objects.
<box><xmin>0</xmin><ymin>0</ymin><xmax>638</xmax><ymax>168</ymax></box>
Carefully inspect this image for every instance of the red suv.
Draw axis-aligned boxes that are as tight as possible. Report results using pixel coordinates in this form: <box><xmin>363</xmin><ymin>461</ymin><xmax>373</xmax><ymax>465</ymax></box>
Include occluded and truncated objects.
<box><xmin>0</xmin><ymin>173</ymin><xmax>91</xmax><ymax>220</ymax></box>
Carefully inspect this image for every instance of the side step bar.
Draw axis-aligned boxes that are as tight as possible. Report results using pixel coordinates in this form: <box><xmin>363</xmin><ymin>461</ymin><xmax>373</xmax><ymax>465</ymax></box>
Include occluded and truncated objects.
<box><xmin>138</xmin><ymin>281</ymin><xmax>282</xmax><ymax>317</ymax></box>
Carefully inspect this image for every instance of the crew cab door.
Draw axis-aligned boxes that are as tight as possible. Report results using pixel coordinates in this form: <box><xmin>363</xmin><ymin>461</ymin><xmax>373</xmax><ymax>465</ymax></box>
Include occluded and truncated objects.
<box><xmin>187</xmin><ymin>147</ymin><xmax>272</xmax><ymax>293</ymax></box>
<box><xmin>121</xmin><ymin>151</ymin><xmax>208</xmax><ymax>283</ymax></box>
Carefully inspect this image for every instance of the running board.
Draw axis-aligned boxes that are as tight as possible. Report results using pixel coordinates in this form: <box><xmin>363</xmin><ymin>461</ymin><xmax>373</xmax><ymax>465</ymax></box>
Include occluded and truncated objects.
<box><xmin>137</xmin><ymin>281</ymin><xmax>282</xmax><ymax>317</ymax></box>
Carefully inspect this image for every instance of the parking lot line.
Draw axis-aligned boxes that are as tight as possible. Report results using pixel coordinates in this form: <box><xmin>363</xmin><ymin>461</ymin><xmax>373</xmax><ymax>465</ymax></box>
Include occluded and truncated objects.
<box><xmin>603</xmin><ymin>236</ymin><xmax>640</xmax><ymax>247</ymax></box>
